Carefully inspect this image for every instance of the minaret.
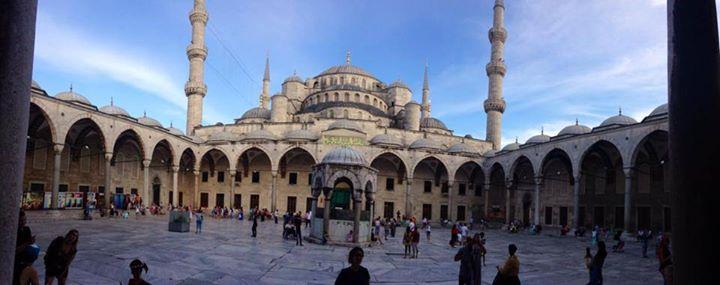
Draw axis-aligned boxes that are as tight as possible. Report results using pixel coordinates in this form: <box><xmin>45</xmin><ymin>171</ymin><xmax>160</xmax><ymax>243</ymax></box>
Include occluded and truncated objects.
<box><xmin>484</xmin><ymin>0</ymin><xmax>508</xmax><ymax>150</ymax></box>
<box><xmin>260</xmin><ymin>55</ymin><xmax>270</xmax><ymax>109</ymax></box>
<box><xmin>421</xmin><ymin>63</ymin><xmax>431</xmax><ymax>119</ymax></box>
<box><xmin>185</xmin><ymin>0</ymin><xmax>209</xmax><ymax>135</ymax></box>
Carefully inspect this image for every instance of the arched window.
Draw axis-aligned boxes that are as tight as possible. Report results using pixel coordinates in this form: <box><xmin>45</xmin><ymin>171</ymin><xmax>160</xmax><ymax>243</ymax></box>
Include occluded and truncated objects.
<box><xmin>364</xmin><ymin>95</ymin><xmax>370</xmax><ymax>104</ymax></box>
<box><xmin>344</xmin><ymin>93</ymin><xmax>350</xmax><ymax>101</ymax></box>
<box><xmin>355</xmin><ymin>94</ymin><xmax>360</xmax><ymax>102</ymax></box>
<box><xmin>313</xmin><ymin>82</ymin><xmax>319</xmax><ymax>89</ymax></box>
<box><xmin>343</xmin><ymin>110</ymin><xmax>349</xmax><ymax>118</ymax></box>
<box><xmin>340</xmin><ymin>77</ymin><xmax>345</xmax><ymax>85</ymax></box>
<box><xmin>328</xmin><ymin>110</ymin><xmax>334</xmax><ymax>118</ymax></box>
<box><xmin>362</xmin><ymin>79</ymin><xmax>366</xmax><ymax>88</ymax></box>
<box><xmin>324</xmin><ymin>93</ymin><xmax>329</xmax><ymax>102</ymax></box>
<box><xmin>351</xmin><ymin>78</ymin><xmax>356</xmax><ymax>84</ymax></box>
<box><xmin>373</xmin><ymin>98</ymin><xmax>378</xmax><ymax>107</ymax></box>
<box><xmin>334</xmin><ymin>93</ymin><xmax>339</xmax><ymax>101</ymax></box>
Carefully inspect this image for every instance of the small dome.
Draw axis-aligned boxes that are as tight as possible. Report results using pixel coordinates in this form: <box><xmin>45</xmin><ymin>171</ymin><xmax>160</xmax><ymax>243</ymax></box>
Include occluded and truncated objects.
<box><xmin>599</xmin><ymin>113</ymin><xmax>637</xmax><ymax>127</ymax></box>
<box><xmin>31</xmin><ymin>80</ymin><xmax>42</xmax><ymax>90</ymax></box>
<box><xmin>242</xmin><ymin>129</ymin><xmax>277</xmax><ymax>142</ymax></box>
<box><xmin>284</xmin><ymin>129</ymin><xmax>319</xmax><ymax>142</ymax></box>
<box><xmin>558</xmin><ymin>122</ymin><xmax>591</xmax><ymax>136</ymax></box>
<box><xmin>370</xmin><ymin>134</ymin><xmax>403</xmax><ymax>148</ymax></box>
<box><xmin>321</xmin><ymin>147</ymin><xmax>367</xmax><ymax>166</ymax></box>
<box><xmin>207</xmin><ymin>131</ymin><xmax>239</xmax><ymax>142</ymax></box>
<box><xmin>283</xmin><ymin>74</ymin><xmax>304</xmax><ymax>84</ymax></box>
<box><xmin>526</xmin><ymin>134</ymin><xmax>551</xmax><ymax>144</ymax></box>
<box><xmin>406</xmin><ymin>100</ymin><xmax>420</xmax><ymax>106</ymax></box>
<box><xmin>420</xmin><ymin>117</ymin><xmax>448</xmax><ymax>130</ymax></box>
<box><xmin>388</xmin><ymin>80</ymin><xmax>410</xmax><ymax>90</ymax></box>
<box><xmin>240</xmin><ymin>107</ymin><xmax>271</xmax><ymax>120</ymax></box>
<box><xmin>448</xmin><ymin>143</ymin><xmax>479</xmax><ymax>155</ymax></box>
<box><xmin>100</xmin><ymin>103</ymin><xmax>131</xmax><ymax>117</ymax></box>
<box><xmin>56</xmin><ymin>90</ymin><xmax>92</xmax><ymax>106</ymax></box>
<box><xmin>648</xmin><ymin>103</ymin><xmax>668</xmax><ymax>117</ymax></box>
<box><xmin>502</xmin><ymin>142</ymin><xmax>520</xmax><ymax>151</ymax></box>
<box><xmin>319</xmin><ymin>64</ymin><xmax>376</xmax><ymax>79</ymax></box>
<box><xmin>167</xmin><ymin>125</ymin><xmax>184</xmax><ymax>136</ymax></box>
<box><xmin>328</xmin><ymin>120</ymin><xmax>363</xmax><ymax>133</ymax></box>
<box><xmin>484</xmin><ymin>149</ymin><xmax>497</xmax><ymax>157</ymax></box>
<box><xmin>409</xmin><ymin>138</ymin><xmax>443</xmax><ymax>151</ymax></box>
<box><xmin>138</xmin><ymin>113</ymin><xmax>162</xmax><ymax>128</ymax></box>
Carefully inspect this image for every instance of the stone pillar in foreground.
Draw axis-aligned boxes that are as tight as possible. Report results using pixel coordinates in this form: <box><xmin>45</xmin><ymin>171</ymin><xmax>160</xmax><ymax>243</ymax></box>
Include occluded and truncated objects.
<box><xmin>353</xmin><ymin>196</ymin><xmax>361</xmax><ymax>243</ymax></box>
<box><xmin>51</xmin><ymin>144</ymin><xmax>63</xmax><ymax>209</ymax></box>
<box><xmin>271</xmin><ymin>171</ymin><xmax>278</xmax><ymax>211</ymax></box>
<box><xmin>668</xmin><ymin>1</ymin><xmax>720</xmax><ymax>283</ymax></box>
<box><xmin>193</xmin><ymin>170</ymin><xmax>200</xmax><ymax>208</ymax></box>
<box><xmin>172</xmin><ymin>166</ymin><xmax>179</xmax><ymax>208</ymax></box>
<box><xmin>484</xmin><ymin>182</ymin><xmax>490</xmax><ymax>218</ymax></box>
<box><xmin>533</xmin><ymin>176</ymin><xmax>542</xmax><ymax>226</ymax></box>
<box><xmin>404</xmin><ymin>179</ymin><xmax>412</xmax><ymax>217</ymax></box>
<box><xmin>104</xmin><ymin>152</ymin><xmax>113</xmax><ymax>207</ymax></box>
<box><xmin>142</xmin><ymin>159</ymin><xmax>150</xmax><ymax>207</ymax></box>
<box><xmin>322</xmin><ymin>188</ymin><xmax>333</xmax><ymax>240</ymax></box>
<box><xmin>623</xmin><ymin>168</ymin><xmax>634</xmax><ymax>233</ymax></box>
<box><xmin>505</xmin><ymin>181</ymin><xmax>512</xmax><ymax>224</ymax></box>
<box><xmin>229</xmin><ymin>169</ymin><xmax>236</xmax><ymax>208</ymax></box>
<box><xmin>573</xmin><ymin>174</ymin><xmax>581</xmax><ymax>229</ymax></box>
<box><xmin>0</xmin><ymin>0</ymin><xmax>37</xmax><ymax>281</ymax></box>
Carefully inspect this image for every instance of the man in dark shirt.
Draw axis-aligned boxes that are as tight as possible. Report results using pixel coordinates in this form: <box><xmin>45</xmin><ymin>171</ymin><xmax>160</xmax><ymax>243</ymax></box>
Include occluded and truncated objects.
<box><xmin>294</xmin><ymin>212</ymin><xmax>303</xmax><ymax>246</ymax></box>
<box><xmin>335</xmin><ymin>247</ymin><xmax>370</xmax><ymax>285</ymax></box>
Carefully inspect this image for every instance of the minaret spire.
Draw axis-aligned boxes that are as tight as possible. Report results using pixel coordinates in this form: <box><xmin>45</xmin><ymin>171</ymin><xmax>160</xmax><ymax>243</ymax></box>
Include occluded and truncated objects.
<box><xmin>345</xmin><ymin>50</ymin><xmax>351</xmax><ymax>64</ymax></box>
<box><xmin>260</xmin><ymin>55</ymin><xmax>270</xmax><ymax>109</ymax></box>
<box><xmin>421</xmin><ymin>62</ymin><xmax>431</xmax><ymax>119</ymax></box>
<box><xmin>484</xmin><ymin>0</ymin><xmax>508</xmax><ymax>150</ymax></box>
<box><xmin>184</xmin><ymin>0</ymin><xmax>209</xmax><ymax>135</ymax></box>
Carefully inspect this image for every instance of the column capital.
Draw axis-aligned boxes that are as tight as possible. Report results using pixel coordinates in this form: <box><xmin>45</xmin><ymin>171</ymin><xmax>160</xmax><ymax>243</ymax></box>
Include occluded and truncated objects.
<box><xmin>193</xmin><ymin>170</ymin><xmax>200</xmax><ymax>176</ymax></box>
<box><xmin>52</xmin><ymin>143</ymin><xmax>64</xmax><ymax>154</ymax></box>
<box><xmin>534</xmin><ymin>176</ymin><xmax>544</xmax><ymax>185</ymax></box>
<box><xmin>172</xmin><ymin>165</ymin><xmax>180</xmax><ymax>173</ymax></box>
<box><xmin>228</xmin><ymin>169</ymin><xmax>236</xmax><ymax>176</ymax></box>
<box><xmin>104</xmin><ymin>152</ymin><xmax>113</xmax><ymax>161</ymax></box>
<box><xmin>447</xmin><ymin>179</ymin><xmax>455</xmax><ymax>187</ymax></box>
<box><xmin>142</xmin><ymin>159</ymin><xmax>151</xmax><ymax>167</ymax></box>
<box><xmin>623</xmin><ymin>167</ymin><xmax>634</xmax><ymax>177</ymax></box>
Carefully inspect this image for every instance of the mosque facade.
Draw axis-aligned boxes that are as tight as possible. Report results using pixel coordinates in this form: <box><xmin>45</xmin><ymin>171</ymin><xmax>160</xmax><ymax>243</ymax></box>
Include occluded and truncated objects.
<box><xmin>21</xmin><ymin>0</ymin><xmax>669</xmax><ymax>235</ymax></box>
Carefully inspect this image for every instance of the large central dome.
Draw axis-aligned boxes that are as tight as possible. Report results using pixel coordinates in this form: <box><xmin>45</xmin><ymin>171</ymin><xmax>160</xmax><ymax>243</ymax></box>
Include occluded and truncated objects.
<box><xmin>319</xmin><ymin>63</ymin><xmax>376</xmax><ymax>79</ymax></box>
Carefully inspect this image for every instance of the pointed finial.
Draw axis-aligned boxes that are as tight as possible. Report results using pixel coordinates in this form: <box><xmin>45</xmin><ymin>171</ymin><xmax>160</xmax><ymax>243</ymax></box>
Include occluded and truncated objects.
<box><xmin>293</xmin><ymin>69</ymin><xmax>297</xmax><ymax>76</ymax></box>
<box><xmin>110</xmin><ymin>97</ymin><xmax>114</xmax><ymax>106</ymax></box>
<box><xmin>69</xmin><ymin>83</ymin><xmax>73</xmax><ymax>92</ymax></box>
<box><xmin>619</xmin><ymin>106</ymin><xmax>622</xmax><ymax>115</ymax></box>
<box><xmin>515</xmin><ymin>137</ymin><xmax>518</xmax><ymax>143</ymax></box>
<box><xmin>423</xmin><ymin>62</ymin><xmax>429</xmax><ymax>90</ymax></box>
<box><xmin>345</xmin><ymin>50</ymin><xmax>351</xmax><ymax>65</ymax></box>
<box><xmin>575</xmin><ymin>118</ymin><xmax>579</xmax><ymax>125</ymax></box>
<box><xmin>170</xmin><ymin>121</ymin><xmax>173</xmax><ymax>128</ymax></box>
<box><xmin>143</xmin><ymin>110</ymin><xmax>147</xmax><ymax>117</ymax></box>
<box><xmin>263</xmin><ymin>54</ymin><xmax>270</xmax><ymax>81</ymax></box>
<box><xmin>541</xmin><ymin>126</ymin><xmax>544</xmax><ymax>135</ymax></box>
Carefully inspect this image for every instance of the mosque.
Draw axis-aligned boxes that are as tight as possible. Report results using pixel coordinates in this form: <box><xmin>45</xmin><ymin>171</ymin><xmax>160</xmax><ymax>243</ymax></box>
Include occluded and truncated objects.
<box><xmin>22</xmin><ymin>0</ymin><xmax>668</xmax><ymax>241</ymax></box>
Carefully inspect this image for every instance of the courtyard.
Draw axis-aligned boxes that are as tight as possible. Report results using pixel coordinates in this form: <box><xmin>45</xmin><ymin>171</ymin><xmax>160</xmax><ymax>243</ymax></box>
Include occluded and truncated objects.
<box><xmin>25</xmin><ymin>214</ymin><xmax>663</xmax><ymax>284</ymax></box>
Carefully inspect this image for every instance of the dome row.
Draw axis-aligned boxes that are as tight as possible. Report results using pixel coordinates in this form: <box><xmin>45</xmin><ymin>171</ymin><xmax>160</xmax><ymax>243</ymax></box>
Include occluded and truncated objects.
<box><xmin>501</xmin><ymin>103</ymin><xmax>668</xmax><ymax>151</ymax></box>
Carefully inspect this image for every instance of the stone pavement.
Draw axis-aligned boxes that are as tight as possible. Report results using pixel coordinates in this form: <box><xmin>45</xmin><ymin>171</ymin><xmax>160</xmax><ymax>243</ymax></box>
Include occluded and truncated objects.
<box><xmin>25</xmin><ymin>215</ymin><xmax>664</xmax><ymax>284</ymax></box>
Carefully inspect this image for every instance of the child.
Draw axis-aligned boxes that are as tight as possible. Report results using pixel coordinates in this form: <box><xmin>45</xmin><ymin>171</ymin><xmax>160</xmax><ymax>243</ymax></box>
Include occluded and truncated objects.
<box><xmin>425</xmin><ymin>223</ymin><xmax>432</xmax><ymax>242</ymax></box>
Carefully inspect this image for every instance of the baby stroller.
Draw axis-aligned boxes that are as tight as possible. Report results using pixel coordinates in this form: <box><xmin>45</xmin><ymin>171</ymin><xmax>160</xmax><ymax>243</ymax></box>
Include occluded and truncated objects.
<box><xmin>283</xmin><ymin>224</ymin><xmax>297</xmax><ymax>240</ymax></box>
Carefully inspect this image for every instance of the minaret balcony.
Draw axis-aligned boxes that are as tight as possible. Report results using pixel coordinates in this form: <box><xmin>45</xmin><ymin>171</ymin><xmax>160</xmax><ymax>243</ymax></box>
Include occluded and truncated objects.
<box><xmin>189</xmin><ymin>10</ymin><xmax>208</xmax><ymax>24</ymax></box>
<box><xmin>186</xmin><ymin>44</ymin><xmax>208</xmax><ymax>60</ymax></box>
<box><xmin>485</xmin><ymin>61</ymin><xmax>507</xmax><ymax>76</ymax></box>
<box><xmin>185</xmin><ymin>81</ymin><xmax>207</xmax><ymax>97</ymax></box>
<box><xmin>484</xmin><ymin>98</ymin><xmax>506</xmax><ymax>113</ymax></box>
<box><xmin>488</xmin><ymin>27</ymin><xmax>507</xmax><ymax>43</ymax></box>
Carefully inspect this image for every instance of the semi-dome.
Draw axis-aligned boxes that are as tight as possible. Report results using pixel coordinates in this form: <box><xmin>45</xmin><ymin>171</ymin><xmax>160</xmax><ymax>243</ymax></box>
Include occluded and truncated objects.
<box><xmin>283</xmin><ymin>74</ymin><xmax>304</xmax><ymax>84</ymax></box>
<box><xmin>599</xmin><ymin>113</ymin><xmax>637</xmax><ymax>127</ymax></box>
<box><xmin>558</xmin><ymin>121</ymin><xmax>591</xmax><ymax>136</ymax></box>
<box><xmin>99</xmin><ymin>102</ymin><xmax>131</xmax><ymax>117</ymax></box>
<box><xmin>388</xmin><ymin>80</ymin><xmax>410</xmax><ymax>90</ymax></box>
<box><xmin>240</xmin><ymin>107</ymin><xmax>271</xmax><ymax>120</ymax></box>
<box><xmin>409</xmin><ymin>138</ymin><xmax>443</xmax><ymax>151</ymax></box>
<box><xmin>207</xmin><ymin>131</ymin><xmax>239</xmax><ymax>142</ymax></box>
<box><xmin>448</xmin><ymin>143</ymin><xmax>479</xmax><ymax>155</ymax></box>
<box><xmin>328</xmin><ymin>120</ymin><xmax>363</xmax><ymax>133</ymax></box>
<box><xmin>484</xmin><ymin>149</ymin><xmax>498</xmax><ymax>157</ymax></box>
<box><xmin>321</xmin><ymin>147</ymin><xmax>367</xmax><ymax>166</ymax></box>
<box><xmin>648</xmin><ymin>103</ymin><xmax>668</xmax><ymax>117</ymax></box>
<box><xmin>242</xmin><ymin>129</ymin><xmax>277</xmax><ymax>142</ymax></box>
<box><xmin>420</xmin><ymin>117</ymin><xmax>448</xmax><ymax>130</ymax></box>
<box><xmin>284</xmin><ymin>129</ymin><xmax>318</xmax><ymax>142</ymax></box>
<box><xmin>56</xmin><ymin>90</ymin><xmax>92</xmax><ymax>106</ymax></box>
<box><xmin>526</xmin><ymin>134</ymin><xmax>551</xmax><ymax>144</ymax></box>
<box><xmin>502</xmin><ymin>142</ymin><xmax>520</xmax><ymax>151</ymax></box>
<box><xmin>319</xmin><ymin>64</ymin><xmax>375</xmax><ymax>79</ymax></box>
<box><xmin>31</xmin><ymin>80</ymin><xmax>42</xmax><ymax>90</ymax></box>
<box><xmin>370</xmin><ymin>134</ymin><xmax>403</xmax><ymax>148</ymax></box>
<box><xmin>138</xmin><ymin>113</ymin><xmax>162</xmax><ymax>128</ymax></box>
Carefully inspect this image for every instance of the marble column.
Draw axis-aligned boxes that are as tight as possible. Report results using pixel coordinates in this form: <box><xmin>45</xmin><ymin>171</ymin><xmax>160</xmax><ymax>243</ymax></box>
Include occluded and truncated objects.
<box><xmin>51</xmin><ymin>144</ymin><xmax>63</xmax><ymax>209</ymax></box>
<box><xmin>484</xmin><ymin>182</ymin><xmax>490</xmax><ymax>218</ymax></box>
<box><xmin>505</xmin><ymin>181</ymin><xmax>512</xmax><ymax>224</ymax></box>
<box><xmin>534</xmin><ymin>176</ymin><xmax>542</xmax><ymax>225</ymax></box>
<box><xmin>322</xmin><ymin>188</ymin><xmax>333</xmax><ymax>240</ymax></box>
<box><xmin>404</xmin><ymin>179</ymin><xmax>412</xmax><ymax>217</ymax></box>
<box><xmin>0</xmin><ymin>1</ymin><xmax>37</xmax><ymax>280</ymax></box>
<box><xmin>447</xmin><ymin>180</ymin><xmax>455</xmax><ymax>221</ymax></box>
<box><xmin>229</xmin><ymin>169</ymin><xmax>236</xmax><ymax>208</ymax></box>
<box><xmin>573</xmin><ymin>174</ymin><xmax>581</xmax><ymax>229</ymax></box>
<box><xmin>193</xmin><ymin>170</ymin><xmax>200</xmax><ymax>208</ymax></box>
<box><xmin>104</xmin><ymin>152</ymin><xmax>113</xmax><ymax>208</ymax></box>
<box><xmin>623</xmin><ymin>168</ymin><xmax>633</xmax><ymax>233</ymax></box>
<box><xmin>142</xmin><ymin>159</ymin><xmax>150</xmax><ymax>207</ymax></box>
<box><xmin>353</xmin><ymin>196</ymin><xmax>361</xmax><ymax>243</ymax></box>
<box><xmin>668</xmin><ymin>1</ymin><xmax>720</xmax><ymax>281</ymax></box>
<box><xmin>172</xmin><ymin>165</ymin><xmax>179</xmax><ymax>208</ymax></box>
<box><xmin>271</xmin><ymin>171</ymin><xmax>278</xmax><ymax>211</ymax></box>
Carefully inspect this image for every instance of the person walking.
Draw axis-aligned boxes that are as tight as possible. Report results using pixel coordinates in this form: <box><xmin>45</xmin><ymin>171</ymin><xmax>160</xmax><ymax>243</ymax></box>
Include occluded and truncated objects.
<box><xmin>374</xmin><ymin>218</ymin><xmax>383</xmax><ymax>245</ymax></box>
<box><xmin>403</xmin><ymin>227</ymin><xmax>411</xmax><ymax>259</ymax></box>
<box><xmin>585</xmin><ymin>241</ymin><xmax>607</xmax><ymax>285</ymax></box>
<box><xmin>450</xmin><ymin>224</ymin><xmax>459</xmax><ymax>248</ymax></box>
<box><xmin>128</xmin><ymin>259</ymin><xmax>150</xmax><ymax>285</ymax></box>
<box><xmin>493</xmin><ymin>244</ymin><xmax>520</xmax><ymax>285</ymax></box>
<box><xmin>195</xmin><ymin>209</ymin><xmax>203</xmax><ymax>234</ymax></box>
<box><xmin>274</xmin><ymin>209</ymin><xmax>279</xmax><ymax>224</ymax></box>
<box><xmin>455</xmin><ymin>234</ymin><xmax>486</xmax><ymax>285</ymax></box>
<box><xmin>657</xmin><ymin>235</ymin><xmax>673</xmax><ymax>285</ymax></box>
<box><xmin>334</xmin><ymin>247</ymin><xmax>370</xmax><ymax>285</ymax></box>
<box><xmin>294</xmin><ymin>212</ymin><xmax>304</xmax><ymax>246</ymax></box>
<box><xmin>410</xmin><ymin>227</ymin><xmax>420</xmax><ymax>258</ymax></box>
<box><xmin>252</xmin><ymin>211</ymin><xmax>258</xmax><ymax>238</ymax></box>
<box><xmin>44</xmin><ymin>229</ymin><xmax>79</xmax><ymax>285</ymax></box>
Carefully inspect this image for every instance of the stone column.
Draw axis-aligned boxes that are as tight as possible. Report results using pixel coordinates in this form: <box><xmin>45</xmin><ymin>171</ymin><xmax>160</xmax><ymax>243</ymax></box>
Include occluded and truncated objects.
<box><xmin>623</xmin><ymin>168</ymin><xmax>633</xmax><ymax>233</ymax></box>
<box><xmin>353</xmin><ymin>194</ymin><xmax>361</xmax><ymax>243</ymax></box>
<box><xmin>534</xmin><ymin>176</ymin><xmax>542</xmax><ymax>225</ymax></box>
<box><xmin>142</xmin><ymin>159</ymin><xmax>150</xmax><ymax>207</ymax></box>
<box><xmin>271</xmin><ymin>171</ymin><xmax>278</xmax><ymax>211</ymax></box>
<box><xmin>447</xmin><ymin>180</ymin><xmax>455</xmax><ymax>221</ymax></box>
<box><xmin>229</xmin><ymin>169</ymin><xmax>236</xmax><ymax>208</ymax></box>
<box><xmin>669</xmin><ymin>2</ymin><xmax>720</xmax><ymax>281</ymax></box>
<box><xmin>193</xmin><ymin>170</ymin><xmax>200</xmax><ymax>208</ymax></box>
<box><xmin>505</xmin><ymin>181</ymin><xmax>512</xmax><ymax>224</ymax></box>
<box><xmin>172</xmin><ymin>166</ymin><xmax>179</xmax><ymax>208</ymax></box>
<box><xmin>573</xmin><ymin>174</ymin><xmax>581</xmax><ymax>229</ymax></box>
<box><xmin>51</xmin><ymin>144</ymin><xmax>63</xmax><ymax>209</ymax></box>
<box><xmin>0</xmin><ymin>0</ymin><xmax>37</xmax><ymax>280</ymax></box>
<box><xmin>322</xmin><ymin>188</ymin><xmax>333</xmax><ymax>240</ymax></box>
<box><xmin>404</xmin><ymin>179</ymin><xmax>412</xmax><ymax>217</ymax></box>
<box><xmin>366</xmin><ymin>192</ymin><xmax>375</xmax><ymax>242</ymax></box>
<box><xmin>104</xmin><ymin>152</ymin><xmax>113</xmax><ymax>207</ymax></box>
<box><xmin>484</xmin><ymin>182</ymin><xmax>490</xmax><ymax>218</ymax></box>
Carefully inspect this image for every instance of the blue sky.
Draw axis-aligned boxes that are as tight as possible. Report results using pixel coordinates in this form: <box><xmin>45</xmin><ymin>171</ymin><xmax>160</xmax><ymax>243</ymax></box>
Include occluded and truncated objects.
<box><xmin>33</xmin><ymin>0</ymin><xmax>674</xmax><ymax>147</ymax></box>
